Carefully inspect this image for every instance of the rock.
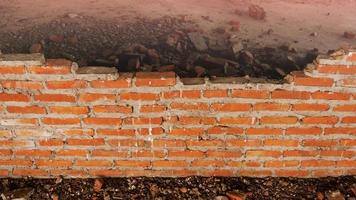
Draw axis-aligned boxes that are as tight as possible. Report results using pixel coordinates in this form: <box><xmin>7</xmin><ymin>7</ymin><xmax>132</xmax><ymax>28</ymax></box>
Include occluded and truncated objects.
<box><xmin>51</xmin><ymin>194</ymin><xmax>59</xmax><ymax>200</ymax></box>
<box><xmin>325</xmin><ymin>190</ymin><xmax>345</xmax><ymax>200</ymax></box>
<box><xmin>133</xmin><ymin>44</ymin><xmax>148</xmax><ymax>54</ymax></box>
<box><xmin>4</xmin><ymin>188</ymin><xmax>34</xmax><ymax>200</ymax></box>
<box><xmin>157</xmin><ymin>65</ymin><xmax>175</xmax><ymax>72</ymax></box>
<box><xmin>77</xmin><ymin>66</ymin><xmax>118</xmax><ymax>74</ymax></box>
<box><xmin>29</xmin><ymin>43</ymin><xmax>43</xmax><ymax>53</ymax></box>
<box><xmin>166</xmin><ymin>33</ymin><xmax>181</xmax><ymax>47</ymax></box>
<box><xmin>231</xmin><ymin>42</ymin><xmax>244</xmax><ymax>55</ymax></box>
<box><xmin>317</xmin><ymin>192</ymin><xmax>325</xmax><ymax>200</ymax></box>
<box><xmin>215</xmin><ymin>196</ymin><xmax>229</xmax><ymax>200</ymax></box>
<box><xmin>179</xmin><ymin>187</ymin><xmax>188</xmax><ymax>193</ymax></box>
<box><xmin>194</xmin><ymin>66</ymin><xmax>206</xmax><ymax>77</ymax></box>
<box><xmin>93</xmin><ymin>179</ymin><xmax>103</xmax><ymax>193</ymax></box>
<box><xmin>226</xmin><ymin>191</ymin><xmax>246</xmax><ymax>200</ymax></box>
<box><xmin>188</xmin><ymin>32</ymin><xmax>208</xmax><ymax>51</ymax></box>
<box><xmin>344</xmin><ymin>31</ymin><xmax>355</xmax><ymax>39</ymax></box>
<box><xmin>248</xmin><ymin>4</ymin><xmax>266</xmax><ymax>20</ymax></box>
<box><xmin>48</xmin><ymin>34</ymin><xmax>64</xmax><ymax>43</ymax></box>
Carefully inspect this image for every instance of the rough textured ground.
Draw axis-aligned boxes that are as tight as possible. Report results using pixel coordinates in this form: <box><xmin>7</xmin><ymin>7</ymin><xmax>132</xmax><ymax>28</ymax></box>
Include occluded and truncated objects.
<box><xmin>0</xmin><ymin>176</ymin><xmax>355</xmax><ymax>200</ymax></box>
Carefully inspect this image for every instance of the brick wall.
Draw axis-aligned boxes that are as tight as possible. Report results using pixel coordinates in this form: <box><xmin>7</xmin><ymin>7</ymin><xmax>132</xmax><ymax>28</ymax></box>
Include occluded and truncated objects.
<box><xmin>0</xmin><ymin>51</ymin><xmax>355</xmax><ymax>178</ymax></box>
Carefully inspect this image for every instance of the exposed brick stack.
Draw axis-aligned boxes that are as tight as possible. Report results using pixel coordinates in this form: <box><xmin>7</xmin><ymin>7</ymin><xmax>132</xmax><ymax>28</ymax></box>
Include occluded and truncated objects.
<box><xmin>0</xmin><ymin>51</ymin><xmax>355</xmax><ymax>178</ymax></box>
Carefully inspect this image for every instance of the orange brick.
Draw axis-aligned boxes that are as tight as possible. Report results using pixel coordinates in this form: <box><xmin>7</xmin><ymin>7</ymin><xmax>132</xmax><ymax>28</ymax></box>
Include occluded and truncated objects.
<box><xmin>302</xmin><ymin>116</ymin><xmax>339</xmax><ymax>124</ymax></box>
<box><xmin>226</xmin><ymin>139</ymin><xmax>262</xmax><ymax>147</ymax></box>
<box><xmin>275</xmin><ymin>170</ymin><xmax>309</xmax><ymax>177</ymax></box>
<box><xmin>92</xmin><ymin>105</ymin><xmax>132</xmax><ymax>113</ymax></box>
<box><xmin>284</xmin><ymin>150</ymin><xmax>318</xmax><ymax>157</ymax></box>
<box><xmin>140</xmin><ymin>105</ymin><xmax>166</xmax><ymax>112</ymax></box>
<box><xmin>66</xmin><ymin>138</ymin><xmax>105</xmax><ymax>146</ymax></box>
<box><xmin>0</xmin><ymin>140</ymin><xmax>33</xmax><ymax>147</ymax></box>
<box><xmin>0</xmin><ymin>160</ymin><xmax>32</xmax><ymax>166</ymax></box>
<box><xmin>237</xmin><ymin>170</ymin><xmax>272</xmax><ymax>177</ymax></box>
<box><xmin>56</xmin><ymin>149</ymin><xmax>88</xmax><ymax>157</ymax></box>
<box><xmin>83</xmin><ymin>118</ymin><xmax>122</xmax><ymax>126</ymax></box>
<box><xmin>203</xmin><ymin>90</ymin><xmax>228</xmax><ymax>98</ymax></box>
<box><xmin>181</xmin><ymin>90</ymin><xmax>201</xmax><ymax>99</ymax></box>
<box><xmin>131</xmin><ymin>151</ymin><xmax>165</xmax><ymax>158</ymax></box>
<box><xmin>342</xmin><ymin>79</ymin><xmax>356</xmax><ymax>87</ymax></box>
<box><xmin>91</xmin><ymin>79</ymin><xmax>131</xmax><ymax>88</ymax></box>
<box><xmin>219</xmin><ymin>117</ymin><xmax>255</xmax><ymax>125</ymax></box>
<box><xmin>0</xmin><ymin>150</ymin><xmax>12</xmax><ymax>156</ymax></box>
<box><xmin>293</xmin><ymin>77</ymin><xmax>334</xmax><ymax>87</ymax></box>
<box><xmin>123</xmin><ymin>117</ymin><xmax>162</xmax><ymax>125</ymax></box>
<box><xmin>107</xmin><ymin>139</ymin><xmax>146</xmax><ymax>147</ymax></box>
<box><xmin>152</xmin><ymin>160</ymin><xmax>188</xmax><ymax>167</ymax></box>
<box><xmin>303</xmin><ymin>140</ymin><xmax>337</xmax><ymax>147</ymax></box>
<box><xmin>191</xmin><ymin>160</ymin><xmax>224</xmax><ymax>167</ymax></box>
<box><xmin>15</xmin><ymin>150</ymin><xmax>51</xmax><ymax>157</ymax></box>
<box><xmin>0</xmin><ymin>170</ymin><xmax>8</xmax><ymax>176</ymax></box>
<box><xmin>135</xmin><ymin>72</ymin><xmax>176</xmax><ymax>87</ymax></box>
<box><xmin>254</xmin><ymin>103</ymin><xmax>290</xmax><ymax>111</ymax></box>
<box><xmin>46</xmin><ymin>80</ymin><xmax>87</xmax><ymax>89</ymax></box>
<box><xmin>170</xmin><ymin>102</ymin><xmax>209</xmax><ymax>111</ymax></box>
<box><xmin>61</xmin><ymin>129</ymin><xmax>94</xmax><ymax>136</ymax></box>
<box><xmin>301</xmin><ymin>160</ymin><xmax>335</xmax><ymax>167</ymax></box>
<box><xmin>96</xmin><ymin>129</ymin><xmax>135</xmax><ymax>136</ymax></box>
<box><xmin>50</xmin><ymin>170</ymin><xmax>86</xmax><ymax>177</ymax></box>
<box><xmin>92</xmin><ymin>150</ymin><xmax>129</xmax><ymax>157</ymax></box>
<box><xmin>318</xmin><ymin>65</ymin><xmax>356</xmax><ymax>74</ymax></box>
<box><xmin>115</xmin><ymin>160</ymin><xmax>150</xmax><ymax>167</ymax></box>
<box><xmin>0</xmin><ymin>118</ymin><xmax>38</xmax><ymax>126</ymax></box>
<box><xmin>206</xmin><ymin>151</ymin><xmax>242</xmax><ymax>158</ymax></box>
<box><xmin>0</xmin><ymin>66</ymin><xmax>25</xmax><ymax>74</ymax></box>
<box><xmin>271</xmin><ymin>90</ymin><xmax>310</xmax><ymax>99</ymax></box>
<box><xmin>137</xmin><ymin>127</ymin><xmax>164</xmax><ymax>136</ymax></box>
<box><xmin>0</xmin><ymin>93</ymin><xmax>30</xmax><ymax>102</ymax></box>
<box><xmin>178</xmin><ymin>116</ymin><xmax>216</xmax><ymax>125</ymax></box>
<box><xmin>1</xmin><ymin>80</ymin><xmax>43</xmax><ymax>90</ymax></box>
<box><xmin>49</xmin><ymin>106</ymin><xmax>89</xmax><ymax>115</ymax></box>
<box><xmin>75</xmin><ymin>160</ymin><xmax>113</xmax><ymax>167</ymax></box>
<box><xmin>286</xmin><ymin>127</ymin><xmax>322</xmax><ymax>135</ymax></box>
<box><xmin>207</xmin><ymin>126</ymin><xmax>243</xmax><ymax>135</ymax></box>
<box><xmin>121</xmin><ymin>92</ymin><xmax>159</xmax><ymax>101</ymax></box>
<box><xmin>246</xmin><ymin>150</ymin><xmax>282</xmax><ymax>158</ymax></box>
<box><xmin>320</xmin><ymin>150</ymin><xmax>355</xmax><ymax>158</ymax></box>
<box><xmin>186</xmin><ymin>140</ymin><xmax>224</xmax><ymax>147</ymax></box>
<box><xmin>260</xmin><ymin>116</ymin><xmax>298</xmax><ymax>124</ymax></box>
<box><xmin>264</xmin><ymin>139</ymin><xmax>299</xmax><ymax>147</ymax></box>
<box><xmin>7</xmin><ymin>106</ymin><xmax>46</xmax><ymax>114</ymax></box>
<box><xmin>334</xmin><ymin>104</ymin><xmax>356</xmax><ymax>112</ymax></box>
<box><xmin>292</xmin><ymin>104</ymin><xmax>330</xmax><ymax>111</ymax></box>
<box><xmin>312</xmin><ymin>91</ymin><xmax>351</xmax><ymax>100</ymax></box>
<box><xmin>340</xmin><ymin>139</ymin><xmax>356</xmax><ymax>146</ymax></box>
<box><xmin>28</xmin><ymin>66</ymin><xmax>71</xmax><ymax>74</ymax></box>
<box><xmin>152</xmin><ymin>140</ymin><xmax>186</xmax><ymax>148</ymax></box>
<box><xmin>232</xmin><ymin>90</ymin><xmax>269</xmax><ymax>99</ymax></box>
<box><xmin>35</xmin><ymin>94</ymin><xmax>75</xmax><ymax>102</ymax></box>
<box><xmin>264</xmin><ymin>160</ymin><xmax>299</xmax><ymax>168</ymax></box>
<box><xmin>38</xmin><ymin>139</ymin><xmax>64</xmax><ymax>146</ymax></box>
<box><xmin>342</xmin><ymin>116</ymin><xmax>356</xmax><ymax>124</ymax></box>
<box><xmin>36</xmin><ymin>160</ymin><xmax>72</xmax><ymax>167</ymax></box>
<box><xmin>313</xmin><ymin>170</ymin><xmax>344</xmax><ymax>177</ymax></box>
<box><xmin>13</xmin><ymin>169</ymin><xmax>48</xmax><ymax>177</ymax></box>
<box><xmin>324</xmin><ymin>128</ymin><xmax>356</xmax><ymax>135</ymax></box>
<box><xmin>246</xmin><ymin>128</ymin><xmax>283</xmax><ymax>135</ymax></box>
<box><xmin>211</xmin><ymin>103</ymin><xmax>251</xmax><ymax>112</ymax></box>
<box><xmin>162</xmin><ymin>91</ymin><xmax>180</xmax><ymax>99</ymax></box>
<box><xmin>79</xmin><ymin>93</ymin><xmax>116</xmax><ymax>102</ymax></box>
<box><xmin>336</xmin><ymin>160</ymin><xmax>356</xmax><ymax>167</ymax></box>
<box><xmin>170</xmin><ymin>128</ymin><xmax>204</xmax><ymax>136</ymax></box>
<box><xmin>42</xmin><ymin>118</ymin><xmax>80</xmax><ymax>125</ymax></box>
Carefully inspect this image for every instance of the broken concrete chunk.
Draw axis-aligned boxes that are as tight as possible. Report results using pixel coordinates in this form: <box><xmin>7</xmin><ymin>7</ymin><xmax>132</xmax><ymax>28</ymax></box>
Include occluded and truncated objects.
<box><xmin>188</xmin><ymin>32</ymin><xmax>208</xmax><ymax>51</ymax></box>
<box><xmin>76</xmin><ymin>66</ymin><xmax>118</xmax><ymax>74</ymax></box>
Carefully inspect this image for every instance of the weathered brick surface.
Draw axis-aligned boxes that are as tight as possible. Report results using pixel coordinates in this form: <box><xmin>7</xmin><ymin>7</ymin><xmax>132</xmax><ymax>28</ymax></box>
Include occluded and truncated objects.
<box><xmin>0</xmin><ymin>52</ymin><xmax>355</xmax><ymax>178</ymax></box>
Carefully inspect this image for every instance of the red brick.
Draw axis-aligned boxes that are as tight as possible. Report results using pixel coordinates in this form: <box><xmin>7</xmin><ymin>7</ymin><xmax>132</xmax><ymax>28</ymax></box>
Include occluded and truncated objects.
<box><xmin>35</xmin><ymin>94</ymin><xmax>75</xmax><ymax>102</ymax></box>
<box><xmin>170</xmin><ymin>128</ymin><xmax>204</xmax><ymax>136</ymax></box>
<box><xmin>91</xmin><ymin>79</ymin><xmax>131</xmax><ymax>88</ymax></box>
<box><xmin>1</xmin><ymin>80</ymin><xmax>43</xmax><ymax>89</ymax></box>
<box><xmin>342</xmin><ymin>79</ymin><xmax>356</xmax><ymax>87</ymax></box>
<box><xmin>286</xmin><ymin>127</ymin><xmax>322</xmax><ymax>135</ymax></box>
<box><xmin>275</xmin><ymin>170</ymin><xmax>309</xmax><ymax>177</ymax></box>
<box><xmin>49</xmin><ymin>106</ymin><xmax>88</xmax><ymax>115</ymax></box>
<box><xmin>181</xmin><ymin>90</ymin><xmax>201</xmax><ymax>99</ymax></box>
<box><xmin>186</xmin><ymin>140</ymin><xmax>224</xmax><ymax>147</ymax></box>
<box><xmin>312</xmin><ymin>91</ymin><xmax>351</xmax><ymax>100</ymax></box>
<box><xmin>203</xmin><ymin>90</ymin><xmax>228</xmax><ymax>98</ymax></box>
<box><xmin>303</xmin><ymin>140</ymin><xmax>337</xmax><ymax>147</ymax></box>
<box><xmin>135</xmin><ymin>72</ymin><xmax>176</xmax><ymax>87</ymax></box>
<box><xmin>264</xmin><ymin>160</ymin><xmax>299</xmax><ymax>168</ymax></box>
<box><xmin>302</xmin><ymin>116</ymin><xmax>339</xmax><ymax>124</ymax></box>
<box><xmin>264</xmin><ymin>139</ymin><xmax>299</xmax><ymax>147</ymax></box>
<box><xmin>121</xmin><ymin>92</ymin><xmax>159</xmax><ymax>101</ymax></box>
<box><xmin>62</xmin><ymin>129</ymin><xmax>94</xmax><ymax>136</ymax></box>
<box><xmin>15</xmin><ymin>150</ymin><xmax>51</xmax><ymax>157</ymax></box>
<box><xmin>0</xmin><ymin>93</ymin><xmax>30</xmax><ymax>102</ymax></box>
<box><xmin>313</xmin><ymin>170</ymin><xmax>344</xmax><ymax>177</ymax></box>
<box><xmin>0</xmin><ymin>118</ymin><xmax>38</xmax><ymax>126</ymax></box>
<box><xmin>123</xmin><ymin>117</ymin><xmax>162</xmax><ymax>125</ymax></box>
<box><xmin>0</xmin><ymin>140</ymin><xmax>33</xmax><ymax>147</ymax></box>
<box><xmin>318</xmin><ymin>65</ymin><xmax>356</xmax><ymax>74</ymax></box>
<box><xmin>131</xmin><ymin>151</ymin><xmax>165</xmax><ymax>158</ymax></box>
<box><xmin>340</xmin><ymin>139</ymin><xmax>356</xmax><ymax>146</ymax></box>
<box><xmin>336</xmin><ymin>160</ymin><xmax>356</xmax><ymax>167</ymax></box>
<box><xmin>226</xmin><ymin>139</ymin><xmax>262</xmax><ymax>147</ymax></box>
<box><xmin>36</xmin><ymin>160</ymin><xmax>72</xmax><ymax>167</ymax></box>
<box><xmin>162</xmin><ymin>91</ymin><xmax>180</xmax><ymax>99</ymax></box>
<box><xmin>191</xmin><ymin>160</ymin><xmax>224</xmax><ymax>167</ymax></box>
<box><xmin>284</xmin><ymin>150</ymin><xmax>319</xmax><ymax>157</ymax></box>
<box><xmin>79</xmin><ymin>93</ymin><xmax>116</xmax><ymax>102</ymax></box>
<box><xmin>42</xmin><ymin>118</ymin><xmax>80</xmax><ymax>125</ymax></box>
<box><xmin>29</xmin><ymin>66</ymin><xmax>71</xmax><ymax>74</ymax></box>
<box><xmin>301</xmin><ymin>160</ymin><xmax>335</xmax><ymax>167</ymax></box>
<box><xmin>246</xmin><ymin>150</ymin><xmax>282</xmax><ymax>158</ymax></box>
<box><xmin>137</xmin><ymin>127</ymin><xmax>164</xmax><ymax>136</ymax></box>
<box><xmin>178</xmin><ymin>116</ymin><xmax>216</xmax><ymax>125</ymax></box>
<box><xmin>107</xmin><ymin>139</ymin><xmax>146</xmax><ymax>147</ymax></box>
<box><xmin>75</xmin><ymin>160</ymin><xmax>113</xmax><ymax>167</ymax></box>
<box><xmin>271</xmin><ymin>90</ymin><xmax>310</xmax><ymax>99</ymax></box>
<box><xmin>66</xmin><ymin>138</ymin><xmax>105</xmax><ymax>146</ymax></box>
<box><xmin>152</xmin><ymin>160</ymin><xmax>188</xmax><ymax>168</ymax></box>
<box><xmin>207</xmin><ymin>126</ymin><xmax>244</xmax><ymax>135</ymax></box>
<box><xmin>92</xmin><ymin>150</ymin><xmax>129</xmax><ymax>157</ymax></box>
<box><xmin>92</xmin><ymin>105</ymin><xmax>132</xmax><ymax>113</ymax></box>
<box><xmin>96</xmin><ymin>129</ymin><xmax>135</xmax><ymax>136</ymax></box>
<box><xmin>232</xmin><ymin>90</ymin><xmax>269</xmax><ymax>99</ymax></box>
<box><xmin>219</xmin><ymin>117</ymin><xmax>255</xmax><ymax>125</ymax></box>
<box><xmin>293</xmin><ymin>77</ymin><xmax>334</xmax><ymax>87</ymax></box>
<box><xmin>206</xmin><ymin>151</ymin><xmax>242</xmax><ymax>158</ymax></box>
<box><xmin>0</xmin><ymin>160</ymin><xmax>32</xmax><ymax>166</ymax></box>
<box><xmin>115</xmin><ymin>160</ymin><xmax>150</xmax><ymax>167</ymax></box>
<box><xmin>320</xmin><ymin>150</ymin><xmax>355</xmax><ymax>158</ymax></box>
<box><xmin>341</xmin><ymin>116</ymin><xmax>356</xmax><ymax>124</ymax></box>
<box><xmin>246</xmin><ymin>128</ymin><xmax>283</xmax><ymax>135</ymax></box>
<box><xmin>13</xmin><ymin>169</ymin><xmax>48</xmax><ymax>177</ymax></box>
<box><xmin>152</xmin><ymin>140</ymin><xmax>186</xmax><ymax>148</ymax></box>
<box><xmin>0</xmin><ymin>66</ymin><xmax>25</xmax><ymax>74</ymax></box>
<box><xmin>0</xmin><ymin>150</ymin><xmax>12</xmax><ymax>156</ymax></box>
<box><xmin>7</xmin><ymin>106</ymin><xmax>46</xmax><ymax>114</ymax></box>
<box><xmin>83</xmin><ymin>118</ymin><xmax>122</xmax><ymax>126</ymax></box>
<box><xmin>254</xmin><ymin>103</ymin><xmax>290</xmax><ymax>111</ymax></box>
<box><xmin>38</xmin><ymin>139</ymin><xmax>64</xmax><ymax>146</ymax></box>
<box><xmin>211</xmin><ymin>103</ymin><xmax>251</xmax><ymax>112</ymax></box>
<box><xmin>324</xmin><ymin>128</ymin><xmax>356</xmax><ymax>135</ymax></box>
<box><xmin>170</xmin><ymin>102</ymin><xmax>209</xmax><ymax>111</ymax></box>
<box><xmin>46</xmin><ymin>80</ymin><xmax>87</xmax><ymax>89</ymax></box>
<box><xmin>50</xmin><ymin>170</ymin><xmax>86</xmax><ymax>177</ymax></box>
<box><xmin>260</xmin><ymin>116</ymin><xmax>298</xmax><ymax>124</ymax></box>
<box><xmin>140</xmin><ymin>105</ymin><xmax>166</xmax><ymax>112</ymax></box>
<box><xmin>292</xmin><ymin>104</ymin><xmax>330</xmax><ymax>111</ymax></box>
<box><xmin>0</xmin><ymin>170</ymin><xmax>8</xmax><ymax>176</ymax></box>
<box><xmin>56</xmin><ymin>149</ymin><xmax>88</xmax><ymax>157</ymax></box>
<box><xmin>334</xmin><ymin>104</ymin><xmax>356</xmax><ymax>112</ymax></box>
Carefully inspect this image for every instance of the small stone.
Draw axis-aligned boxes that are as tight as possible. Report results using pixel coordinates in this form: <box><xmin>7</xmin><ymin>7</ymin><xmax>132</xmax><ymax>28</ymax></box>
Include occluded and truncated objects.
<box><xmin>179</xmin><ymin>187</ymin><xmax>188</xmax><ymax>193</ymax></box>
<box><xmin>248</xmin><ymin>4</ymin><xmax>266</xmax><ymax>20</ymax></box>
<box><xmin>29</xmin><ymin>43</ymin><xmax>43</xmax><ymax>53</ymax></box>
<box><xmin>52</xmin><ymin>194</ymin><xmax>59</xmax><ymax>200</ymax></box>
<box><xmin>188</xmin><ymin>32</ymin><xmax>208</xmax><ymax>51</ymax></box>
<box><xmin>226</xmin><ymin>191</ymin><xmax>246</xmax><ymax>200</ymax></box>
<box><xmin>215</xmin><ymin>196</ymin><xmax>229</xmax><ymax>200</ymax></box>
<box><xmin>94</xmin><ymin>179</ymin><xmax>104</xmax><ymax>192</ymax></box>
<box><xmin>325</xmin><ymin>190</ymin><xmax>345</xmax><ymax>200</ymax></box>
<box><xmin>48</xmin><ymin>34</ymin><xmax>64</xmax><ymax>43</ymax></box>
<box><xmin>317</xmin><ymin>192</ymin><xmax>324</xmax><ymax>200</ymax></box>
<box><xmin>344</xmin><ymin>31</ymin><xmax>355</xmax><ymax>39</ymax></box>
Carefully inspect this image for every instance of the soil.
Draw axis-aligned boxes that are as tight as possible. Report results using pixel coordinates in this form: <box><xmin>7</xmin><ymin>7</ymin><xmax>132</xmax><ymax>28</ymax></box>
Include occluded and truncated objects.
<box><xmin>1</xmin><ymin>176</ymin><xmax>355</xmax><ymax>200</ymax></box>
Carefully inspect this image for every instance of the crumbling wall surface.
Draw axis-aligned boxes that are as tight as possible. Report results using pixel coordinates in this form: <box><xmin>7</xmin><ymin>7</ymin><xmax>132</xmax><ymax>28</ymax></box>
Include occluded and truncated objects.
<box><xmin>0</xmin><ymin>51</ymin><xmax>355</xmax><ymax>178</ymax></box>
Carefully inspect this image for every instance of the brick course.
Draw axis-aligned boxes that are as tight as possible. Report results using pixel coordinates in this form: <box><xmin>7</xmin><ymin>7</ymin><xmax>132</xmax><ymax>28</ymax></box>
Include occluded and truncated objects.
<box><xmin>0</xmin><ymin>51</ymin><xmax>355</xmax><ymax>178</ymax></box>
